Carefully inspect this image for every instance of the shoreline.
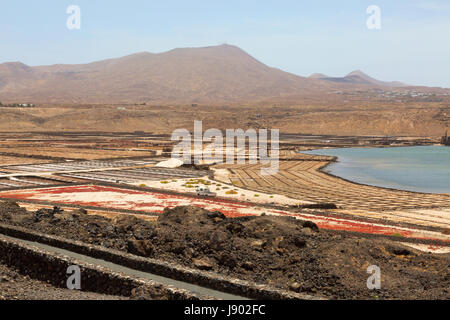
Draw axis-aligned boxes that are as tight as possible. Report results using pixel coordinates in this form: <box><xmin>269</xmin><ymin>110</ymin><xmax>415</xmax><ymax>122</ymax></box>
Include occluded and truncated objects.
<box><xmin>301</xmin><ymin>145</ymin><xmax>450</xmax><ymax>196</ymax></box>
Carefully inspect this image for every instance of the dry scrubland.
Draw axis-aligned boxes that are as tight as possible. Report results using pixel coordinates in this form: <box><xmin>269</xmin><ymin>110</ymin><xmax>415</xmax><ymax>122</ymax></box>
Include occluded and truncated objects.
<box><xmin>0</xmin><ymin>156</ymin><xmax>50</xmax><ymax>166</ymax></box>
<box><xmin>0</xmin><ymin>146</ymin><xmax>150</xmax><ymax>160</ymax></box>
<box><xmin>0</xmin><ymin>99</ymin><xmax>449</xmax><ymax>137</ymax></box>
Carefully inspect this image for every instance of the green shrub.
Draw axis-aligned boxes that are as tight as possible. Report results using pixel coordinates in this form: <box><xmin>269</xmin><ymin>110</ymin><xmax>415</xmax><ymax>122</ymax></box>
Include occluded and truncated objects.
<box><xmin>391</xmin><ymin>233</ymin><xmax>404</xmax><ymax>238</ymax></box>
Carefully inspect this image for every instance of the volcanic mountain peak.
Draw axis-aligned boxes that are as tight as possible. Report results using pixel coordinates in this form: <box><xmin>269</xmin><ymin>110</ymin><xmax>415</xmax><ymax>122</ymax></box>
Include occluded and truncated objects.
<box><xmin>308</xmin><ymin>69</ymin><xmax>408</xmax><ymax>88</ymax></box>
<box><xmin>346</xmin><ymin>70</ymin><xmax>369</xmax><ymax>77</ymax></box>
<box><xmin>344</xmin><ymin>70</ymin><xmax>380</xmax><ymax>85</ymax></box>
<box><xmin>0</xmin><ymin>44</ymin><xmax>413</xmax><ymax>103</ymax></box>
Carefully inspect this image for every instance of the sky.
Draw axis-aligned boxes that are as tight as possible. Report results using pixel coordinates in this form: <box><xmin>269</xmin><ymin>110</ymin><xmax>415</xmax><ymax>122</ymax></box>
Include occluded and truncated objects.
<box><xmin>1</xmin><ymin>0</ymin><xmax>449</xmax><ymax>87</ymax></box>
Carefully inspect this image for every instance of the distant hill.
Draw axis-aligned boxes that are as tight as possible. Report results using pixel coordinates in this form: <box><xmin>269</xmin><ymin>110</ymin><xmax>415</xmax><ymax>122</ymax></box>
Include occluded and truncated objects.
<box><xmin>308</xmin><ymin>73</ymin><xmax>330</xmax><ymax>79</ymax></box>
<box><xmin>0</xmin><ymin>45</ymin><xmax>423</xmax><ymax>104</ymax></box>
<box><xmin>309</xmin><ymin>70</ymin><xmax>407</xmax><ymax>87</ymax></box>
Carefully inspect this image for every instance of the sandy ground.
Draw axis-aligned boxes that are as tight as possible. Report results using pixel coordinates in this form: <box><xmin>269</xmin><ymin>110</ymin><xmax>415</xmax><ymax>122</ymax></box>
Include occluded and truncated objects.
<box><xmin>402</xmin><ymin>243</ymin><xmax>450</xmax><ymax>254</ymax></box>
<box><xmin>16</xmin><ymin>202</ymin><xmax>157</xmax><ymax>222</ymax></box>
<box><xmin>133</xmin><ymin>174</ymin><xmax>311</xmax><ymax>206</ymax></box>
<box><xmin>0</xmin><ymin>156</ymin><xmax>50</xmax><ymax>166</ymax></box>
<box><xmin>336</xmin><ymin>208</ymin><xmax>450</xmax><ymax>230</ymax></box>
<box><xmin>0</xmin><ymin>147</ymin><xmax>150</xmax><ymax>160</ymax></box>
<box><xmin>154</xmin><ymin>158</ymin><xmax>183</xmax><ymax>168</ymax></box>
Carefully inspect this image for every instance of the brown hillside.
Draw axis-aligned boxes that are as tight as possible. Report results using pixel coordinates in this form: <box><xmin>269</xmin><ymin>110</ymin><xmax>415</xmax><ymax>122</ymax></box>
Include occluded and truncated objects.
<box><xmin>0</xmin><ymin>44</ymin><xmax>428</xmax><ymax>105</ymax></box>
<box><xmin>0</xmin><ymin>45</ymin><xmax>336</xmax><ymax>104</ymax></box>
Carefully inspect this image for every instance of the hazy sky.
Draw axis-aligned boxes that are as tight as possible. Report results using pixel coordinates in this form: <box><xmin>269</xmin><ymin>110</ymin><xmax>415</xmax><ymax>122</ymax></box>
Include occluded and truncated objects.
<box><xmin>1</xmin><ymin>0</ymin><xmax>449</xmax><ymax>87</ymax></box>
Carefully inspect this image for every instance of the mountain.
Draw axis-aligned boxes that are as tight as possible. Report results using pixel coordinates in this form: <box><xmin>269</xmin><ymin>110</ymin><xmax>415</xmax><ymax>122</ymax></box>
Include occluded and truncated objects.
<box><xmin>0</xmin><ymin>45</ymin><xmax>411</xmax><ymax>104</ymax></box>
<box><xmin>308</xmin><ymin>73</ymin><xmax>330</xmax><ymax>79</ymax></box>
<box><xmin>310</xmin><ymin>70</ymin><xmax>407</xmax><ymax>87</ymax></box>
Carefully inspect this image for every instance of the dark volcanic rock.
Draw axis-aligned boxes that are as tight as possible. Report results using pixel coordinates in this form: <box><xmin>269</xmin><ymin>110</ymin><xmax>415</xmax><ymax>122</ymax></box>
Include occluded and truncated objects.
<box><xmin>207</xmin><ymin>211</ymin><xmax>226</xmax><ymax>220</ymax></box>
<box><xmin>127</xmin><ymin>239</ymin><xmax>154</xmax><ymax>257</ymax></box>
<box><xmin>293</xmin><ymin>237</ymin><xmax>307</xmax><ymax>248</ymax></box>
<box><xmin>302</xmin><ymin>221</ymin><xmax>319</xmax><ymax>232</ymax></box>
<box><xmin>386</xmin><ymin>245</ymin><xmax>412</xmax><ymax>256</ymax></box>
<box><xmin>33</xmin><ymin>209</ymin><xmax>54</xmax><ymax>222</ymax></box>
<box><xmin>0</xmin><ymin>203</ymin><xmax>448</xmax><ymax>300</ymax></box>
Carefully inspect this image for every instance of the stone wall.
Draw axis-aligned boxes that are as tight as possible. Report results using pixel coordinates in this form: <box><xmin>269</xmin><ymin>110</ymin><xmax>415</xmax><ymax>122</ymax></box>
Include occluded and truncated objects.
<box><xmin>0</xmin><ymin>223</ymin><xmax>321</xmax><ymax>300</ymax></box>
<box><xmin>0</xmin><ymin>235</ymin><xmax>205</xmax><ymax>300</ymax></box>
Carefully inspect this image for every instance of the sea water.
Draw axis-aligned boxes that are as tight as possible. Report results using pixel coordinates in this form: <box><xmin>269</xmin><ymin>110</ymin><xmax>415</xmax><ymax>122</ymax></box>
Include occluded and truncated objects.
<box><xmin>304</xmin><ymin>146</ymin><xmax>450</xmax><ymax>194</ymax></box>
